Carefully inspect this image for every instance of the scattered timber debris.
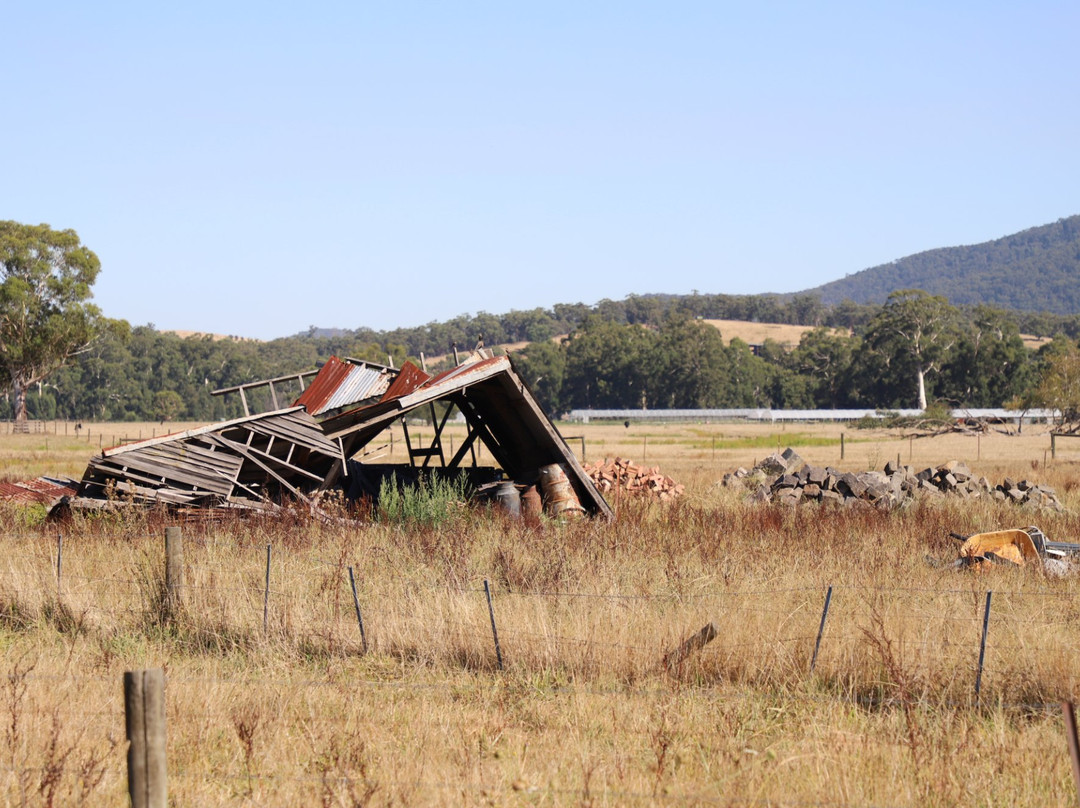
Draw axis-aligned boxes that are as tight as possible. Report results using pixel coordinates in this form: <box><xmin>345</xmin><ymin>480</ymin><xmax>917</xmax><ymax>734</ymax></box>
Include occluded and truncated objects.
<box><xmin>949</xmin><ymin>526</ymin><xmax>1080</xmax><ymax>576</ymax></box>
<box><xmin>53</xmin><ymin>354</ymin><xmax>612</xmax><ymax>520</ymax></box>
<box><xmin>584</xmin><ymin>457</ymin><xmax>685</xmax><ymax>501</ymax></box>
<box><xmin>722</xmin><ymin>447</ymin><xmax>1064</xmax><ymax>511</ymax></box>
<box><xmin>904</xmin><ymin>417</ymin><xmax>1015</xmax><ymax>438</ymax></box>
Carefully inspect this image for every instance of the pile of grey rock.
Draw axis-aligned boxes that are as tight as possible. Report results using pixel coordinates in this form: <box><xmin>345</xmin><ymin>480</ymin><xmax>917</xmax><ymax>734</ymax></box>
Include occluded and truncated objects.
<box><xmin>722</xmin><ymin>447</ymin><xmax>1064</xmax><ymax>511</ymax></box>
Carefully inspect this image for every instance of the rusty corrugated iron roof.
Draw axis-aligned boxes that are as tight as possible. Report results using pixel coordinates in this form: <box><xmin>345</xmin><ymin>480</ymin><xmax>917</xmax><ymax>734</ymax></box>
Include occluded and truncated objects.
<box><xmin>0</xmin><ymin>476</ymin><xmax>79</xmax><ymax>505</ymax></box>
<box><xmin>294</xmin><ymin>357</ymin><xmax>394</xmax><ymax>416</ymax></box>
<box><xmin>380</xmin><ymin>362</ymin><xmax>431</xmax><ymax>401</ymax></box>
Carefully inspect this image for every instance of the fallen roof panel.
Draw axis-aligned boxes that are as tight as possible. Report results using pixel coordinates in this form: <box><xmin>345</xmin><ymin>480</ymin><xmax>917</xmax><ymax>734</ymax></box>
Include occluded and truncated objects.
<box><xmin>0</xmin><ymin>477</ymin><xmax>79</xmax><ymax>505</ymax></box>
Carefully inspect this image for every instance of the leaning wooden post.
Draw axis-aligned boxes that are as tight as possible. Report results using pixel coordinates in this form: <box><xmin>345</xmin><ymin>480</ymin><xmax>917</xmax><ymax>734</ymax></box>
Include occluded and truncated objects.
<box><xmin>663</xmin><ymin>622</ymin><xmax>719</xmax><ymax>671</ymax></box>
<box><xmin>1063</xmin><ymin>702</ymin><xmax>1080</xmax><ymax>803</ymax></box>
<box><xmin>809</xmin><ymin>585</ymin><xmax>833</xmax><ymax>674</ymax></box>
<box><xmin>483</xmin><ymin>579</ymin><xmax>504</xmax><ymax>671</ymax></box>
<box><xmin>124</xmin><ymin>668</ymin><xmax>167</xmax><ymax>808</ymax></box>
<box><xmin>164</xmin><ymin>527</ymin><xmax>184</xmax><ymax>619</ymax></box>
<box><xmin>975</xmin><ymin>590</ymin><xmax>992</xmax><ymax>698</ymax></box>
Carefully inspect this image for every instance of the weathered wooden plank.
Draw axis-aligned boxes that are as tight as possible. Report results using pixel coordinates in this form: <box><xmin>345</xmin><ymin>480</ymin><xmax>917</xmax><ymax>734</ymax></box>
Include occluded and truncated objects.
<box><xmin>99</xmin><ymin>407</ymin><xmax>308</xmax><ymax>458</ymax></box>
<box><xmin>206</xmin><ymin>434</ymin><xmax>325</xmax><ymax>483</ymax></box>
<box><xmin>89</xmin><ymin>451</ymin><xmax>239</xmax><ymax>495</ymax></box>
<box><xmin>203</xmin><ymin>435</ymin><xmax>313</xmax><ymax>502</ymax></box>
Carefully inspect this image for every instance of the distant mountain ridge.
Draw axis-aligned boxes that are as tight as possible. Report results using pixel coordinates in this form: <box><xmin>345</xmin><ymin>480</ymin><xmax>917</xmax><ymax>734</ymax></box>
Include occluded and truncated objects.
<box><xmin>800</xmin><ymin>215</ymin><xmax>1080</xmax><ymax>314</ymax></box>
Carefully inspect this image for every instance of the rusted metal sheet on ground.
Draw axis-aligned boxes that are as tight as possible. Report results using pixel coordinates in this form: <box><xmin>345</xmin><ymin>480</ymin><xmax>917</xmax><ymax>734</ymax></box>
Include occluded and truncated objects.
<box><xmin>0</xmin><ymin>477</ymin><xmax>79</xmax><ymax>506</ymax></box>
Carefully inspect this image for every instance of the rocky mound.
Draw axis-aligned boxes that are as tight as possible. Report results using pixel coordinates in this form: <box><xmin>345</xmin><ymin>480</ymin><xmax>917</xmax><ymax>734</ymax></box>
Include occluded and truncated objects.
<box><xmin>723</xmin><ymin>448</ymin><xmax>1063</xmax><ymax>511</ymax></box>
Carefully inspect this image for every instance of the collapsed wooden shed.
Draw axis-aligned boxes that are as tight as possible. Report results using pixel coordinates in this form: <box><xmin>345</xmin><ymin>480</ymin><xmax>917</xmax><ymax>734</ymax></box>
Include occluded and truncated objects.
<box><xmin>65</xmin><ymin>354</ymin><xmax>611</xmax><ymax>518</ymax></box>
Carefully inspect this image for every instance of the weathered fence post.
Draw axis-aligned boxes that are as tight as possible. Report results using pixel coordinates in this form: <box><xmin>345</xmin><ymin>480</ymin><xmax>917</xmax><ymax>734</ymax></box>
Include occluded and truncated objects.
<box><xmin>1063</xmin><ymin>702</ymin><xmax>1080</xmax><ymax>803</ymax></box>
<box><xmin>124</xmin><ymin>668</ymin><xmax>167</xmax><ymax>808</ymax></box>
<box><xmin>483</xmin><ymin>579</ymin><xmax>504</xmax><ymax>671</ymax></box>
<box><xmin>809</xmin><ymin>585</ymin><xmax>833</xmax><ymax>674</ymax></box>
<box><xmin>164</xmin><ymin>527</ymin><xmax>184</xmax><ymax>618</ymax></box>
<box><xmin>56</xmin><ymin>533</ymin><xmax>63</xmax><ymax>597</ymax></box>
<box><xmin>263</xmin><ymin>544</ymin><xmax>271</xmax><ymax>633</ymax></box>
<box><xmin>975</xmin><ymin>590</ymin><xmax>992</xmax><ymax>697</ymax></box>
<box><xmin>663</xmin><ymin>622</ymin><xmax>718</xmax><ymax>671</ymax></box>
<box><xmin>348</xmin><ymin>566</ymin><xmax>367</xmax><ymax>653</ymax></box>
<box><xmin>840</xmin><ymin>432</ymin><xmax>845</xmax><ymax>460</ymax></box>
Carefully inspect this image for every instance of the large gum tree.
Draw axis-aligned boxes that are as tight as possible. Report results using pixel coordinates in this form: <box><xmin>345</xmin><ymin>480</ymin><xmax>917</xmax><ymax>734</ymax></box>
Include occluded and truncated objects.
<box><xmin>0</xmin><ymin>222</ymin><xmax>102</xmax><ymax>426</ymax></box>
<box><xmin>864</xmin><ymin>289</ymin><xmax>960</xmax><ymax>410</ymax></box>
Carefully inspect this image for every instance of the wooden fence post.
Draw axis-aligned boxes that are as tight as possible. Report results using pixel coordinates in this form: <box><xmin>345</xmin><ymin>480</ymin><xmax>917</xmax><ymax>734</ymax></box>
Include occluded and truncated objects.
<box><xmin>1063</xmin><ymin>702</ymin><xmax>1080</xmax><ymax>803</ymax></box>
<box><xmin>663</xmin><ymin>622</ymin><xmax>719</xmax><ymax>671</ymax></box>
<box><xmin>164</xmin><ymin>527</ymin><xmax>184</xmax><ymax>618</ymax></box>
<box><xmin>263</xmin><ymin>544</ymin><xmax>271</xmax><ymax>633</ymax></box>
<box><xmin>124</xmin><ymin>668</ymin><xmax>167</xmax><ymax>808</ymax></box>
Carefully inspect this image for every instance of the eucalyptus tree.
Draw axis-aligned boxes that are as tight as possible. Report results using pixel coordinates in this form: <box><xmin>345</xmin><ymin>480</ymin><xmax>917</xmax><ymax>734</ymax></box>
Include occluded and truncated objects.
<box><xmin>0</xmin><ymin>222</ymin><xmax>102</xmax><ymax>425</ymax></box>
<box><xmin>863</xmin><ymin>290</ymin><xmax>960</xmax><ymax>410</ymax></box>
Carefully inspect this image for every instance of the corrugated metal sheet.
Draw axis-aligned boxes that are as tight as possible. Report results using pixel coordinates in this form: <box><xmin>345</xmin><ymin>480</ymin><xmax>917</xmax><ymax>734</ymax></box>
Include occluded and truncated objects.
<box><xmin>294</xmin><ymin>357</ymin><xmax>393</xmax><ymax>416</ymax></box>
<box><xmin>320</xmin><ymin>365</ymin><xmax>391</xmax><ymax>414</ymax></box>
<box><xmin>381</xmin><ymin>362</ymin><xmax>431</xmax><ymax>401</ymax></box>
<box><xmin>396</xmin><ymin>356</ymin><xmax>508</xmax><ymax>407</ymax></box>
<box><xmin>0</xmin><ymin>476</ymin><xmax>79</xmax><ymax>505</ymax></box>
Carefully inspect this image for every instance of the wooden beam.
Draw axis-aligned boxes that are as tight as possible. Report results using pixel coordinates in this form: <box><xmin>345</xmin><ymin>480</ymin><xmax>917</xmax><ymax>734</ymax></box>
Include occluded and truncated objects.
<box><xmin>206</xmin><ymin>436</ymin><xmax>312</xmax><ymax>504</ymax></box>
<box><xmin>446</xmin><ymin>427</ymin><xmax>481</xmax><ymax>469</ymax></box>
<box><xmin>422</xmin><ymin>402</ymin><xmax>452</xmax><ymax>469</ymax></box>
<box><xmin>210</xmin><ymin>434</ymin><xmax>325</xmax><ymax>483</ymax></box>
<box><xmin>454</xmin><ymin>394</ymin><xmax>511</xmax><ymax>470</ymax></box>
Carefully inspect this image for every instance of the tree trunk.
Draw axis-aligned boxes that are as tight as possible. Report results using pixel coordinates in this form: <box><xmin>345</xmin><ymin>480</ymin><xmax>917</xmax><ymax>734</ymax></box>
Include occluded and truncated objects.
<box><xmin>916</xmin><ymin>367</ymin><xmax>928</xmax><ymax>411</ymax></box>
<box><xmin>12</xmin><ymin>376</ymin><xmax>28</xmax><ymax>432</ymax></box>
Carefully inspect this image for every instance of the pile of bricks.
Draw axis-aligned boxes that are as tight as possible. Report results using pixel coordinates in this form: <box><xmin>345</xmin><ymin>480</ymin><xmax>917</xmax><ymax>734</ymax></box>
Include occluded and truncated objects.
<box><xmin>584</xmin><ymin>457</ymin><xmax>685</xmax><ymax>501</ymax></box>
<box><xmin>722</xmin><ymin>448</ymin><xmax>1063</xmax><ymax>511</ymax></box>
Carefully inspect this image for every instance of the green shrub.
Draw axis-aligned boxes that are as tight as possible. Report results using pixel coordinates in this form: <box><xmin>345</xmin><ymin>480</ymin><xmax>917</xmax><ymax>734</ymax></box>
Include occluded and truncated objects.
<box><xmin>376</xmin><ymin>473</ymin><xmax>470</xmax><ymax>526</ymax></box>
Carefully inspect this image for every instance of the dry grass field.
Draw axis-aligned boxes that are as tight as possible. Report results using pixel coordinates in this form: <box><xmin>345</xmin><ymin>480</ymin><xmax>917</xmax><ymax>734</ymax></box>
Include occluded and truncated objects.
<box><xmin>2</xmin><ymin>417</ymin><xmax>1080</xmax><ymax>806</ymax></box>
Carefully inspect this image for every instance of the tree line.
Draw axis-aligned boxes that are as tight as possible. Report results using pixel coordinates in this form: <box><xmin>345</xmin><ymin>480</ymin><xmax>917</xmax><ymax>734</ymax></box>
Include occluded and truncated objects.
<box><xmin>4</xmin><ymin>289</ymin><xmax>1071</xmax><ymax>423</ymax></box>
<box><xmin>6</xmin><ymin>221</ymin><xmax>1080</xmax><ymax>424</ymax></box>
<box><xmin>513</xmin><ymin>291</ymin><xmax>1047</xmax><ymax>415</ymax></box>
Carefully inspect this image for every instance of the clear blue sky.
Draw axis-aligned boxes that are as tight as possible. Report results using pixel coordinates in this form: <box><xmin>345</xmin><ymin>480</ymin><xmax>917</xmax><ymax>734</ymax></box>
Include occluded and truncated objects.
<box><xmin>4</xmin><ymin>2</ymin><xmax>1078</xmax><ymax>339</ymax></box>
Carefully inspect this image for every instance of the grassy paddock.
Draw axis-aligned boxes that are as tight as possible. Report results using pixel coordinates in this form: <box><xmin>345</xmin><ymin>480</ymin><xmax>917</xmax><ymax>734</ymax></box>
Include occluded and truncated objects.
<box><xmin>1</xmin><ymin>420</ymin><xmax>1079</xmax><ymax>805</ymax></box>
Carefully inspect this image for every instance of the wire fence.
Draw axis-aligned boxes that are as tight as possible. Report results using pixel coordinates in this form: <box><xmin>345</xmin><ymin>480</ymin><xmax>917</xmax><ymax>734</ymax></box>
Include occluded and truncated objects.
<box><xmin>3</xmin><ymin>527</ymin><xmax>1080</xmax><ymax>805</ymax></box>
<box><xmin>3</xmin><ymin>531</ymin><xmax>1079</xmax><ymax>693</ymax></box>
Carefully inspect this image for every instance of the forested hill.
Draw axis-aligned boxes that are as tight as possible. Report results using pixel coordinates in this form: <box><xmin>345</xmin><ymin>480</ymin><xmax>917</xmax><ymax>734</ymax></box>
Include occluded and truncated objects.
<box><xmin>802</xmin><ymin>215</ymin><xmax>1080</xmax><ymax>314</ymax></box>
